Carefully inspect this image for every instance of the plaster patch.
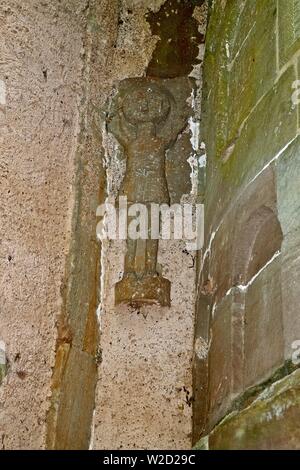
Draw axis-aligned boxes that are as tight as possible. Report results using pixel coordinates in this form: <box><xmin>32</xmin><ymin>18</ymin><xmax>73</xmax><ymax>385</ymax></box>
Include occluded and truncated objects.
<box><xmin>225</xmin><ymin>41</ymin><xmax>230</xmax><ymax>59</ymax></box>
<box><xmin>199</xmin><ymin>154</ymin><xmax>206</xmax><ymax>168</ymax></box>
<box><xmin>89</xmin><ymin>409</ymin><xmax>96</xmax><ymax>450</ymax></box>
<box><xmin>189</xmin><ymin>117</ymin><xmax>200</xmax><ymax>152</ymax></box>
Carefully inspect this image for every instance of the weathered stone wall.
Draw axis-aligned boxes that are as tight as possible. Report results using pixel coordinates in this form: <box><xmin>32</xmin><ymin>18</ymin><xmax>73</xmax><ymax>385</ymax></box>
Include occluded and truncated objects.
<box><xmin>194</xmin><ymin>0</ymin><xmax>300</xmax><ymax>449</ymax></box>
<box><xmin>92</xmin><ymin>0</ymin><xmax>207</xmax><ymax>451</ymax></box>
<box><xmin>6</xmin><ymin>0</ymin><xmax>297</xmax><ymax>451</ymax></box>
<box><xmin>0</xmin><ymin>0</ymin><xmax>207</xmax><ymax>450</ymax></box>
<box><xmin>0</xmin><ymin>0</ymin><xmax>86</xmax><ymax>449</ymax></box>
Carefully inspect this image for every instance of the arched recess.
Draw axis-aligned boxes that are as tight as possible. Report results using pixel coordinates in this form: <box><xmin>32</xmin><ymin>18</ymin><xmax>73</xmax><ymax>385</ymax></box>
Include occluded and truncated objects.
<box><xmin>233</xmin><ymin>205</ymin><xmax>283</xmax><ymax>286</ymax></box>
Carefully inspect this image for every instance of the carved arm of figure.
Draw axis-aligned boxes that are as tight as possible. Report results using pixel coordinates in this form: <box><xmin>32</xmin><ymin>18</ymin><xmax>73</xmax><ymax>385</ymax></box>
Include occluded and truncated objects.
<box><xmin>107</xmin><ymin>108</ymin><xmax>136</xmax><ymax>149</ymax></box>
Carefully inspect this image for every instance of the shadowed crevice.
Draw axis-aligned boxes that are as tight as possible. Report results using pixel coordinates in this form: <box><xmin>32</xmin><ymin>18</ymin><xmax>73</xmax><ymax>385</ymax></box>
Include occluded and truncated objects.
<box><xmin>146</xmin><ymin>0</ymin><xmax>205</xmax><ymax>78</ymax></box>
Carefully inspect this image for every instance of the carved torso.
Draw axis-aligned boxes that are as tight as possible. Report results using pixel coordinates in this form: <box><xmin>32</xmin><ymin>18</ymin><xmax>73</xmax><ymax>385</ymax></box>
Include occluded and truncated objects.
<box><xmin>120</xmin><ymin>133</ymin><xmax>170</xmax><ymax>204</ymax></box>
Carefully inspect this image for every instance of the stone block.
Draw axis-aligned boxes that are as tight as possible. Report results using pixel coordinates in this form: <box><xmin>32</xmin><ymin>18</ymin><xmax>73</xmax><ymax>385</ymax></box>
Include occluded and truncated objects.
<box><xmin>229</xmin><ymin>0</ymin><xmax>256</xmax><ymax>59</ymax></box>
<box><xmin>208</xmin><ymin>294</ymin><xmax>233</xmax><ymax>429</ymax></box>
<box><xmin>192</xmin><ymin>291</ymin><xmax>212</xmax><ymax>443</ymax></box>
<box><xmin>47</xmin><ymin>347</ymin><xmax>97</xmax><ymax>450</ymax></box>
<box><xmin>276</xmin><ymin>135</ymin><xmax>300</xmax><ymax>236</ymax></box>
<box><xmin>276</xmin><ymin>135</ymin><xmax>300</xmax><ymax>358</ymax></box>
<box><xmin>227</xmin><ymin>0</ymin><xmax>277</xmax><ymax>146</ymax></box>
<box><xmin>202</xmin><ymin>0</ymin><xmax>231</xmax><ymax>161</ymax></box>
<box><xmin>280</xmin><ymin>233</ymin><xmax>300</xmax><ymax>360</ymax></box>
<box><xmin>209</xmin><ymin>217</ymin><xmax>234</xmax><ymax>302</ymax></box>
<box><xmin>223</xmin><ymin>66</ymin><xmax>297</xmax><ymax>191</ymax></box>
<box><xmin>244</xmin><ymin>257</ymin><xmax>284</xmax><ymax>388</ymax></box>
<box><xmin>204</xmin><ymin>0</ymin><xmax>277</xmax><ymax>161</ymax></box>
<box><xmin>204</xmin><ymin>369</ymin><xmax>300</xmax><ymax>449</ymax></box>
<box><xmin>278</xmin><ymin>0</ymin><xmax>300</xmax><ymax>66</ymax></box>
<box><xmin>231</xmin><ymin>289</ymin><xmax>246</xmax><ymax>396</ymax></box>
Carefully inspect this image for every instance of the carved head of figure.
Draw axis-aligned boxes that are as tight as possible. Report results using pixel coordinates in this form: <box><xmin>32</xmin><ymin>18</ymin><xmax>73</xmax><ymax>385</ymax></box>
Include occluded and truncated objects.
<box><xmin>107</xmin><ymin>77</ymin><xmax>192</xmax><ymax>148</ymax></box>
<box><xmin>122</xmin><ymin>84</ymin><xmax>171</xmax><ymax>127</ymax></box>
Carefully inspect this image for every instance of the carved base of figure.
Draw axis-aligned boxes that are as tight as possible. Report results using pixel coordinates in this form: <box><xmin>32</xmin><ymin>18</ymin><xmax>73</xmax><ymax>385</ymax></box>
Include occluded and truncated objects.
<box><xmin>115</xmin><ymin>272</ymin><xmax>171</xmax><ymax>307</ymax></box>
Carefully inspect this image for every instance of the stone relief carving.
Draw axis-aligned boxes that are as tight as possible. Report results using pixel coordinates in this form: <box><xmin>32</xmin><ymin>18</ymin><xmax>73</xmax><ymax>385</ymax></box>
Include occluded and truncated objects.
<box><xmin>107</xmin><ymin>77</ymin><xmax>192</xmax><ymax>307</ymax></box>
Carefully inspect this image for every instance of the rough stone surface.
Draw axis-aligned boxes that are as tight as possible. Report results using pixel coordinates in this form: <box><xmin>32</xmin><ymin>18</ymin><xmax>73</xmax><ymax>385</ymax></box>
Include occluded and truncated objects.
<box><xmin>146</xmin><ymin>0</ymin><xmax>205</xmax><ymax>78</ymax></box>
<box><xmin>46</xmin><ymin>0</ymin><xmax>165</xmax><ymax>451</ymax></box>
<box><xmin>89</xmin><ymin>1</ymin><xmax>207</xmax><ymax>450</ymax></box>
<box><xmin>94</xmin><ymin>251</ymin><xmax>196</xmax><ymax>449</ymax></box>
<box><xmin>276</xmin><ymin>136</ymin><xmax>300</xmax><ymax>359</ymax></box>
<box><xmin>3</xmin><ymin>0</ymin><xmax>300</xmax><ymax>452</ymax></box>
<box><xmin>197</xmin><ymin>369</ymin><xmax>300</xmax><ymax>450</ymax></box>
<box><xmin>278</xmin><ymin>0</ymin><xmax>300</xmax><ymax>66</ymax></box>
<box><xmin>0</xmin><ymin>0</ymin><xmax>85</xmax><ymax>449</ymax></box>
<box><xmin>0</xmin><ymin>0</ymin><xmax>207</xmax><ymax>450</ymax></box>
<box><xmin>193</xmin><ymin>0</ymin><xmax>300</xmax><ymax>448</ymax></box>
<box><xmin>94</xmin><ymin>78</ymin><xmax>198</xmax><ymax>449</ymax></box>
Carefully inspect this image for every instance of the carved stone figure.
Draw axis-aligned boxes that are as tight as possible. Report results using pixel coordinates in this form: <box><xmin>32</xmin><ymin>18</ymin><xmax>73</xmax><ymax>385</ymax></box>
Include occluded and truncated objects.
<box><xmin>107</xmin><ymin>77</ymin><xmax>192</xmax><ymax>307</ymax></box>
